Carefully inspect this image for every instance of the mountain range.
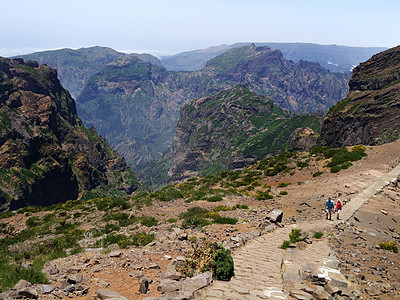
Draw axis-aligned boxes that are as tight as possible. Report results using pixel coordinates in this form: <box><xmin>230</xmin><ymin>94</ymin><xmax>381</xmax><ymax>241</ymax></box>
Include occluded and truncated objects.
<box><xmin>161</xmin><ymin>43</ymin><xmax>386</xmax><ymax>73</ymax></box>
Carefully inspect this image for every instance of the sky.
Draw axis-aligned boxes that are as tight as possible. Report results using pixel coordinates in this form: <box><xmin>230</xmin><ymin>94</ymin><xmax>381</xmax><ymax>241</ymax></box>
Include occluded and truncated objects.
<box><xmin>1</xmin><ymin>0</ymin><xmax>399</xmax><ymax>57</ymax></box>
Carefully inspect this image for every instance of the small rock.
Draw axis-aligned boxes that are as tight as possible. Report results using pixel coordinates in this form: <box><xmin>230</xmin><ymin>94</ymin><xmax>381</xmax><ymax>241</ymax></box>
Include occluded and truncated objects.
<box><xmin>41</xmin><ymin>285</ymin><xmax>55</xmax><ymax>294</ymax></box>
<box><xmin>381</xmin><ymin>209</ymin><xmax>388</xmax><ymax>215</ymax></box>
<box><xmin>109</xmin><ymin>251</ymin><xmax>122</xmax><ymax>257</ymax></box>
<box><xmin>148</xmin><ymin>263</ymin><xmax>160</xmax><ymax>269</ymax></box>
<box><xmin>129</xmin><ymin>271</ymin><xmax>144</xmax><ymax>279</ymax></box>
<box><xmin>63</xmin><ymin>284</ymin><xmax>75</xmax><ymax>293</ymax></box>
<box><xmin>181</xmin><ymin>272</ymin><xmax>212</xmax><ymax>294</ymax></box>
<box><xmin>139</xmin><ymin>278</ymin><xmax>149</xmax><ymax>294</ymax></box>
<box><xmin>14</xmin><ymin>279</ymin><xmax>31</xmax><ymax>290</ymax></box>
<box><xmin>266</xmin><ymin>209</ymin><xmax>283</xmax><ymax>223</ymax></box>
<box><xmin>95</xmin><ymin>289</ymin><xmax>127</xmax><ymax>299</ymax></box>
<box><xmin>89</xmin><ymin>265</ymin><xmax>102</xmax><ymax>273</ymax></box>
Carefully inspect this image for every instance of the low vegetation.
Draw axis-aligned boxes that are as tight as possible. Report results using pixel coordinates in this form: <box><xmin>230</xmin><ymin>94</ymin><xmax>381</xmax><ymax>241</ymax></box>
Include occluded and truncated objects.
<box><xmin>175</xmin><ymin>239</ymin><xmax>234</xmax><ymax>281</ymax></box>
<box><xmin>379</xmin><ymin>241</ymin><xmax>398</xmax><ymax>253</ymax></box>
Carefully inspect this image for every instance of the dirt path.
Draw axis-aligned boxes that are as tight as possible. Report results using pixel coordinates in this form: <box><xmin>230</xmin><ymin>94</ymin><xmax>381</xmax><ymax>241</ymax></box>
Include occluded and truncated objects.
<box><xmin>201</xmin><ymin>162</ymin><xmax>400</xmax><ymax>299</ymax></box>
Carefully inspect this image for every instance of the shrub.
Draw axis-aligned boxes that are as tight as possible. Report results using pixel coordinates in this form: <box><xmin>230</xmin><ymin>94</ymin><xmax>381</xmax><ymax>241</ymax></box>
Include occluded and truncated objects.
<box><xmin>379</xmin><ymin>241</ymin><xmax>398</xmax><ymax>253</ymax></box>
<box><xmin>213</xmin><ymin>217</ymin><xmax>238</xmax><ymax>225</ymax></box>
<box><xmin>296</xmin><ymin>161</ymin><xmax>309</xmax><ymax>168</ymax></box>
<box><xmin>312</xmin><ymin>171</ymin><xmax>324</xmax><ymax>177</ymax></box>
<box><xmin>280</xmin><ymin>240</ymin><xmax>290</xmax><ymax>249</ymax></box>
<box><xmin>330</xmin><ymin>165</ymin><xmax>342</xmax><ymax>173</ymax></box>
<box><xmin>279</xmin><ymin>191</ymin><xmax>288</xmax><ymax>195</ymax></box>
<box><xmin>175</xmin><ymin>240</ymin><xmax>234</xmax><ymax>281</ymax></box>
<box><xmin>255</xmin><ymin>190</ymin><xmax>273</xmax><ymax>200</ymax></box>
<box><xmin>179</xmin><ymin>207</ymin><xmax>209</xmax><ymax>219</ymax></box>
<box><xmin>139</xmin><ymin>216</ymin><xmax>158</xmax><ymax>227</ymax></box>
<box><xmin>189</xmin><ymin>236</ymin><xmax>197</xmax><ymax>243</ymax></box>
<box><xmin>351</xmin><ymin>144</ymin><xmax>366</xmax><ymax>153</ymax></box>
<box><xmin>206</xmin><ymin>195</ymin><xmax>223</xmax><ymax>202</ymax></box>
<box><xmin>289</xmin><ymin>228</ymin><xmax>304</xmax><ymax>243</ymax></box>
<box><xmin>104</xmin><ymin>223</ymin><xmax>120</xmax><ymax>234</ymax></box>
<box><xmin>167</xmin><ymin>218</ymin><xmax>177</xmax><ymax>223</ymax></box>
<box><xmin>181</xmin><ymin>217</ymin><xmax>211</xmax><ymax>229</ymax></box>
<box><xmin>277</xmin><ymin>182</ymin><xmax>291</xmax><ymax>188</ymax></box>
<box><xmin>313</xmin><ymin>232</ymin><xmax>324</xmax><ymax>239</ymax></box>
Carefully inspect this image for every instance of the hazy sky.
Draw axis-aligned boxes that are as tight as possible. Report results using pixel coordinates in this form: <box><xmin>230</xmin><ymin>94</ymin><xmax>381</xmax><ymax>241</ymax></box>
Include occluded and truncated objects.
<box><xmin>1</xmin><ymin>0</ymin><xmax>399</xmax><ymax>57</ymax></box>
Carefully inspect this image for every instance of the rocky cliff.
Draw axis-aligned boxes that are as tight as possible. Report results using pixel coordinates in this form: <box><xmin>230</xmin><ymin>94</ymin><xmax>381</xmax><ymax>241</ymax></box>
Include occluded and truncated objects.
<box><xmin>318</xmin><ymin>46</ymin><xmax>400</xmax><ymax>147</ymax></box>
<box><xmin>78</xmin><ymin>45</ymin><xmax>348</xmax><ymax>174</ymax></box>
<box><xmin>168</xmin><ymin>85</ymin><xmax>321</xmax><ymax>179</ymax></box>
<box><xmin>0</xmin><ymin>57</ymin><xmax>141</xmax><ymax>211</ymax></box>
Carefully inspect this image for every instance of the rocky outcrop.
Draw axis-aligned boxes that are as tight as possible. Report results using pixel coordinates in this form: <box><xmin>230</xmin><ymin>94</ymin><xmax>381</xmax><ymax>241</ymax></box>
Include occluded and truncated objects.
<box><xmin>168</xmin><ymin>85</ymin><xmax>321</xmax><ymax>179</ymax></box>
<box><xmin>0</xmin><ymin>57</ymin><xmax>141</xmax><ymax>211</ymax></box>
<box><xmin>318</xmin><ymin>46</ymin><xmax>400</xmax><ymax>147</ymax></box>
<box><xmin>77</xmin><ymin>45</ymin><xmax>348</xmax><ymax>176</ymax></box>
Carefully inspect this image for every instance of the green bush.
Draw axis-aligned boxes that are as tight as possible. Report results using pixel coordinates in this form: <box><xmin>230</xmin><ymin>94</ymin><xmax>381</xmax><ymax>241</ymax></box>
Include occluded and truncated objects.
<box><xmin>255</xmin><ymin>190</ymin><xmax>273</xmax><ymax>200</ymax></box>
<box><xmin>312</xmin><ymin>171</ymin><xmax>324</xmax><ymax>177</ymax></box>
<box><xmin>276</xmin><ymin>182</ymin><xmax>290</xmax><ymax>188</ymax></box>
<box><xmin>213</xmin><ymin>217</ymin><xmax>238</xmax><ymax>225</ymax></box>
<box><xmin>139</xmin><ymin>216</ymin><xmax>158</xmax><ymax>227</ymax></box>
<box><xmin>379</xmin><ymin>241</ymin><xmax>398</xmax><ymax>253</ymax></box>
<box><xmin>179</xmin><ymin>207</ymin><xmax>209</xmax><ymax>219</ymax></box>
<box><xmin>206</xmin><ymin>195</ymin><xmax>223</xmax><ymax>202</ymax></box>
<box><xmin>212</xmin><ymin>247</ymin><xmax>235</xmax><ymax>281</ymax></box>
<box><xmin>279</xmin><ymin>191</ymin><xmax>288</xmax><ymax>195</ymax></box>
<box><xmin>280</xmin><ymin>240</ymin><xmax>290</xmax><ymax>249</ymax></box>
<box><xmin>181</xmin><ymin>217</ymin><xmax>211</xmax><ymax>229</ymax></box>
<box><xmin>104</xmin><ymin>223</ymin><xmax>120</xmax><ymax>234</ymax></box>
<box><xmin>313</xmin><ymin>232</ymin><xmax>324</xmax><ymax>239</ymax></box>
<box><xmin>167</xmin><ymin>218</ymin><xmax>177</xmax><ymax>223</ymax></box>
<box><xmin>289</xmin><ymin>228</ymin><xmax>304</xmax><ymax>243</ymax></box>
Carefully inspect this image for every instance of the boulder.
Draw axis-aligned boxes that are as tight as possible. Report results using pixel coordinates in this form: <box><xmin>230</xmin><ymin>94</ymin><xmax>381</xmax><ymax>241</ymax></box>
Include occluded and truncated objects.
<box><xmin>158</xmin><ymin>279</ymin><xmax>180</xmax><ymax>293</ymax></box>
<box><xmin>13</xmin><ymin>279</ymin><xmax>31</xmax><ymax>290</ymax></box>
<box><xmin>41</xmin><ymin>285</ymin><xmax>55</xmax><ymax>294</ymax></box>
<box><xmin>266</xmin><ymin>209</ymin><xmax>283</xmax><ymax>223</ymax></box>
<box><xmin>311</xmin><ymin>285</ymin><xmax>333</xmax><ymax>300</ymax></box>
<box><xmin>95</xmin><ymin>289</ymin><xmax>128</xmax><ymax>299</ymax></box>
<box><xmin>181</xmin><ymin>271</ymin><xmax>212</xmax><ymax>294</ymax></box>
<box><xmin>328</xmin><ymin>272</ymin><xmax>348</xmax><ymax>288</ymax></box>
<box><xmin>161</xmin><ymin>261</ymin><xmax>182</xmax><ymax>280</ymax></box>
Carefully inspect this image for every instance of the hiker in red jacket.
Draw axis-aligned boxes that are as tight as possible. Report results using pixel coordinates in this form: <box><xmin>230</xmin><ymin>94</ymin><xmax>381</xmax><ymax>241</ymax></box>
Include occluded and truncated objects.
<box><xmin>336</xmin><ymin>199</ymin><xmax>342</xmax><ymax>220</ymax></box>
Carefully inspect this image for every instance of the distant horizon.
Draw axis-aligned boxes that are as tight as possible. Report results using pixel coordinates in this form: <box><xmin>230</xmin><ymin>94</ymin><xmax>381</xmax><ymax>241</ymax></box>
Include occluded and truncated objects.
<box><xmin>1</xmin><ymin>41</ymin><xmax>391</xmax><ymax>59</ymax></box>
<box><xmin>1</xmin><ymin>0</ymin><xmax>399</xmax><ymax>58</ymax></box>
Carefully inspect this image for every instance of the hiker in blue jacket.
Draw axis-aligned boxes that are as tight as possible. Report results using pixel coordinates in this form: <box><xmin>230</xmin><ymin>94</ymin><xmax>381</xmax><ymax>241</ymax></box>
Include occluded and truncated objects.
<box><xmin>325</xmin><ymin>197</ymin><xmax>334</xmax><ymax>220</ymax></box>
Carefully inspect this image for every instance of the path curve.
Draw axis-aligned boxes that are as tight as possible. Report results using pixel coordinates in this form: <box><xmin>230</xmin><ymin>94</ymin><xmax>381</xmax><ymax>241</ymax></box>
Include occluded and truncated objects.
<box><xmin>201</xmin><ymin>163</ymin><xmax>400</xmax><ymax>299</ymax></box>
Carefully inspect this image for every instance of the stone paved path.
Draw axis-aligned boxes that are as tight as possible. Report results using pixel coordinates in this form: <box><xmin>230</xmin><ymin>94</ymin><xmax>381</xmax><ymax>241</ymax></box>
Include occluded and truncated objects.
<box><xmin>201</xmin><ymin>163</ymin><xmax>400</xmax><ymax>299</ymax></box>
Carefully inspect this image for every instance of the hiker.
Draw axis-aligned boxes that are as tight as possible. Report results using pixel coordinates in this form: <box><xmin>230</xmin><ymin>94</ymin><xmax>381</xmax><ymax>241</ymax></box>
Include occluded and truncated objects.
<box><xmin>325</xmin><ymin>197</ymin><xmax>334</xmax><ymax>220</ymax></box>
<box><xmin>336</xmin><ymin>199</ymin><xmax>342</xmax><ymax>220</ymax></box>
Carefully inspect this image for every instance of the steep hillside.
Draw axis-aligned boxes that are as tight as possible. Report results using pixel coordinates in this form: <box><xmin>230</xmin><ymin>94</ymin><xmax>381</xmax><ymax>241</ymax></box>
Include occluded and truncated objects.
<box><xmin>0</xmin><ymin>57</ymin><xmax>141</xmax><ymax>211</ymax></box>
<box><xmin>78</xmin><ymin>45</ymin><xmax>348</xmax><ymax>171</ymax></box>
<box><xmin>161</xmin><ymin>43</ymin><xmax>386</xmax><ymax>73</ymax></box>
<box><xmin>14</xmin><ymin>46</ymin><xmax>160</xmax><ymax>98</ymax></box>
<box><xmin>168</xmin><ymin>85</ymin><xmax>321</xmax><ymax>179</ymax></box>
<box><xmin>318</xmin><ymin>46</ymin><xmax>400</xmax><ymax>147</ymax></box>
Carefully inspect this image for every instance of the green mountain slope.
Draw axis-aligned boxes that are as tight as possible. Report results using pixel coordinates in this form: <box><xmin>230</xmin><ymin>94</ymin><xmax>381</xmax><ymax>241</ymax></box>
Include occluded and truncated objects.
<box><xmin>168</xmin><ymin>85</ymin><xmax>321</xmax><ymax>179</ymax></box>
<box><xmin>0</xmin><ymin>57</ymin><xmax>142</xmax><ymax>211</ymax></box>
<box><xmin>14</xmin><ymin>46</ymin><xmax>160</xmax><ymax>98</ymax></box>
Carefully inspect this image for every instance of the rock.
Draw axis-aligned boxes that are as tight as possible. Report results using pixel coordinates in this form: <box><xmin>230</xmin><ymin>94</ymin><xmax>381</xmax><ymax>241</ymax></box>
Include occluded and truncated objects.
<box><xmin>289</xmin><ymin>289</ymin><xmax>314</xmax><ymax>300</ymax></box>
<box><xmin>181</xmin><ymin>271</ymin><xmax>212</xmax><ymax>294</ymax></box>
<box><xmin>312</xmin><ymin>285</ymin><xmax>333</xmax><ymax>300</ymax></box>
<box><xmin>161</xmin><ymin>261</ymin><xmax>182</xmax><ymax>280</ymax></box>
<box><xmin>158</xmin><ymin>279</ymin><xmax>180</xmax><ymax>293</ymax></box>
<box><xmin>109</xmin><ymin>251</ymin><xmax>122</xmax><ymax>257</ymax></box>
<box><xmin>63</xmin><ymin>284</ymin><xmax>75</xmax><ymax>293</ymax></box>
<box><xmin>13</xmin><ymin>279</ymin><xmax>32</xmax><ymax>290</ymax></box>
<box><xmin>381</xmin><ymin>209</ymin><xmax>388</xmax><ymax>215</ymax></box>
<box><xmin>129</xmin><ymin>270</ymin><xmax>144</xmax><ymax>279</ymax></box>
<box><xmin>148</xmin><ymin>263</ymin><xmax>160</xmax><ymax>269</ymax></box>
<box><xmin>17</xmin><ymin>287</ymin><xmax>39</xmax><ymax>299</ymax></box>
<box><xmin>328</xmin><ymin>272</ymin><xmax>348</xmax><ymax>288</ymax></box>
<box><xmin>107</xmin><ymin>244</ymin><xmax>120</xmax><ymax>251</ymax></box>
<box><xmin>364</xmin><ymin>284</ymin><xmax>382</xmax><ymax>296</ymax></box>
<box><xmin>171</xmin><ymin>290</ymin><xmax>194</xmax><ymax>300</ymax></box>
<box><xmin>0</xmin><ymin>290</ymin><xmax>19</xmax><ymax>300</ymax></box>
<box><xmin>139</xmin><ymin>278</ymin><xmax>149</xmax><ymax>294</ymax></box>
<box><xmin>266</xmin><ymin>209</ymin><xmax>283</xmax><ymax>223</ymax></box>
<box><xmin>41</xmin><ymin>285</ymin><xmax>55</xmax><ymax>294</ymax></box>
<box><xmin>89</xmin><ymin>265</ymin><xmax>102</xmax><ymax>273</ymax></box>
<box><xmin>95</xmin><ymin>289</ymin><xmax>128</xmax><ymax>299</ymax></box>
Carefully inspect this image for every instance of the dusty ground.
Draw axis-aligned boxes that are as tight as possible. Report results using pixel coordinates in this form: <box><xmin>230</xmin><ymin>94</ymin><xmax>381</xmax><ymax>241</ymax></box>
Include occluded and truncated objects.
<box><xmin>2</xmin><ymin>139</ymin><xmax>400</xmax><ymax>299</ymax></box>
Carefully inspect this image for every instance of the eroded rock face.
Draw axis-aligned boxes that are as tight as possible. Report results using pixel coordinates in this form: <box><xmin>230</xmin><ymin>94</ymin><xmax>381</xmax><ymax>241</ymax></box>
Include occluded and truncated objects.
<box><xmin>0</xmin><ymin>57</ymin><xmax>141</xmax><ymax>211</ymax></box>
<box><xmin>318</xmin><ymin>46</ymin><xmax>400</xmax><ymax>147</ymax></box>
